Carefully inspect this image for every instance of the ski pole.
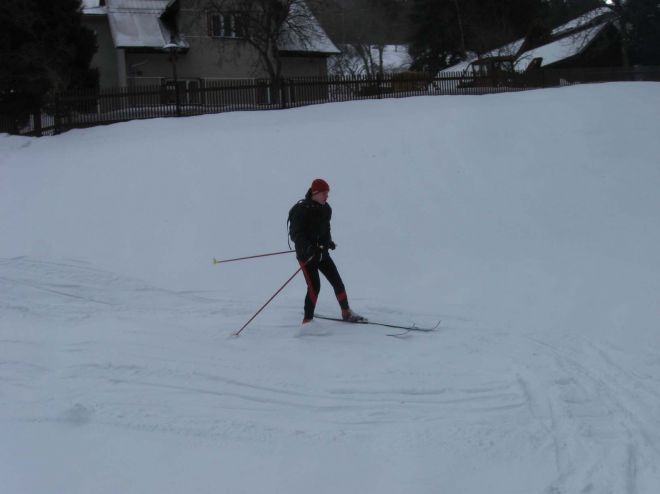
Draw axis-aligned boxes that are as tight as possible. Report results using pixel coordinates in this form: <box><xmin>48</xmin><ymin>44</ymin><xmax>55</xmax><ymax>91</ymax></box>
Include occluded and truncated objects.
<box><xmin>213</xmin><ymin>250</ymin><xmax>295</xmax><ymax>265</ymax></box>
<box><xmin>233</xmin><ymin>254</ymin><xmax>314</xmax><ymax>337</ymax></box>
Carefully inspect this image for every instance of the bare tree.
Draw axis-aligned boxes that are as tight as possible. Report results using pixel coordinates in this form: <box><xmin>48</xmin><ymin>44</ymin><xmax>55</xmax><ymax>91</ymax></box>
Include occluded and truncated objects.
<box><xmin>325</xmin><ymin>0</ymin><xmax>408</xmax><ymax>77</ymax></box>
<box><xmin>353</xmin><ymin>44</ymin><xmax>384</xmax><ymax>77</ymax></box>
<box><xmin>205</xmin><ymin>0</ymin><xmax>331</xmax><ymax>82</ymax></box>
<box><xmin>328</xmin><ymin>45</ymin><xmax>374</xmax><ymax>76</ymax></box>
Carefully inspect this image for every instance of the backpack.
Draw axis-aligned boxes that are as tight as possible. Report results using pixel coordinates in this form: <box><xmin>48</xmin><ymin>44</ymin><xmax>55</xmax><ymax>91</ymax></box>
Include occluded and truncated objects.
<box><xmin>287</xmin><ymin>200</ymin><xmax>305</xmax><ymax>248</ymax></box>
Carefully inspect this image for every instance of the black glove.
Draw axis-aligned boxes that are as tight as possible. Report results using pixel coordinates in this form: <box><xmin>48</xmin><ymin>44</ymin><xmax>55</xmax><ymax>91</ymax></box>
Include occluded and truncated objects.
<box><xmin>328</xmin><ymin>241</ymin><xmax>336</xmax><ymax>250</ymax></box>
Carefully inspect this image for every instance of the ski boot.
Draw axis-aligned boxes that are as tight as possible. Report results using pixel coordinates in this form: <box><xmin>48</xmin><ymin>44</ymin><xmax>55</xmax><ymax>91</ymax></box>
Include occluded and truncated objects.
<box><xmin>342</xmin><ymin>309</ymin><xmax>367</xmax><ymax>323</ymax></box>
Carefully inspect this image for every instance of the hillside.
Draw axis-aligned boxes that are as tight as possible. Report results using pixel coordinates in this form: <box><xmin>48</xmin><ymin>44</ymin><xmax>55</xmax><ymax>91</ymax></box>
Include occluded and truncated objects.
<box><xmin>2</xmin><ymin>83</ymin><xmax>660</xmax><ymax>493</ymax></box>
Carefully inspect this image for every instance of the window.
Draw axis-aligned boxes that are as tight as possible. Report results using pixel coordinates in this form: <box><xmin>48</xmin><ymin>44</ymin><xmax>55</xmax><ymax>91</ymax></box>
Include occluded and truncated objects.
<box><xmin>209</xmin><ymin>13</ymin><xmax>245</xmax><ymax>39</ymax></box>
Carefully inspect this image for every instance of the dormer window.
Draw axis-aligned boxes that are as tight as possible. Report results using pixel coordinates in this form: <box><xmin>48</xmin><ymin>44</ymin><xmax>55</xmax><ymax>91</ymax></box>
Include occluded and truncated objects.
<box><xmin>209</xmin><ymin>13</ymin><xmax>245</xmax><ymax>39</ymax></box>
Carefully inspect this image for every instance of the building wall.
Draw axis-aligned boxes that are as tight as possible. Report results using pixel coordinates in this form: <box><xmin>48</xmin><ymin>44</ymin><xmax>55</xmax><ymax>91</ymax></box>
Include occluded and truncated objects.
<box><xmin>177</xmin><ymin>0</ymin><xmax>330</xmax><ymax>79</ymax></box>
<box><xmin>125</xmin><ymin>52</ymin><xmax>179</xmax><ymax>83</ymax></box>
<box><xmin>177</xmin><ymin>0</ymin><xmax>268</xmax><ymax>79</ymax></box>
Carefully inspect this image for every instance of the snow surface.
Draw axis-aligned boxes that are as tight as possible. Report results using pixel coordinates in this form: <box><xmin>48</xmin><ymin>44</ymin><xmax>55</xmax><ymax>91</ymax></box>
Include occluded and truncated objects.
<box><xmin>2</xmin><ymin>83</ymin><xmax>660</xmax><ymax>493</ymax></box>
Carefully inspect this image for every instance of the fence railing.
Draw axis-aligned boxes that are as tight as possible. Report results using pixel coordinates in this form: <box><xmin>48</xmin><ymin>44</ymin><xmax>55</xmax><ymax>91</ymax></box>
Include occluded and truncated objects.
<box><xmin>3</xmin><ymin>66</ymin><xmax>659</xmax><ymax>136</ymax></box>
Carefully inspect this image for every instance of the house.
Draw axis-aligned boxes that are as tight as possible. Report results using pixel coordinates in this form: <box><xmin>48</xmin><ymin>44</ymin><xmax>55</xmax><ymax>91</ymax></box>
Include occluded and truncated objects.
<box><xmin>81</xmin><ymin>0</ymin><xmax>340</xmax><ymax>90</ymax></box>
<box><xmin>442</xmin><ymin>7</ymin><xmax>622</xmax><ymax>77</ymax></box>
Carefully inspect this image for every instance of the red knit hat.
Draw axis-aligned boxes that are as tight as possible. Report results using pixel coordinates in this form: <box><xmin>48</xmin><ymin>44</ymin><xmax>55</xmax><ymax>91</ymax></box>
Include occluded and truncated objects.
<box><xmin>310</xmin><ymin>178</ymin><xmax>330</xmax><ymax>194</ymax></box>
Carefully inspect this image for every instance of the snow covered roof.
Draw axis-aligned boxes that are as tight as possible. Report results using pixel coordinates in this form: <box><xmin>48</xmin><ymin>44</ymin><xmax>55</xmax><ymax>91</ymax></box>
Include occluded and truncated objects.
<box><xmin>277</xmin><ymin>1</ymin><xmax>340</xmax><ymax>54</ymax></box>
<box><xmin>440</xmin><ymin>38</ymin><xmax>526</xmax><ymax>74</ymax></box>
<box><xmin>440</xmin><ymin>7</ymin><xmax>616</xmax><ymax>74</ymax></box>
<box><xmin>81</xmin><ymin>0</ymin><xmax>107</xmax><ymax>15</ymax></box>
<box><xmin>82</xmin><ymin>0</ymin><xmax>186</xmax><ymax>49</ymax></box>
<box><xmin>517</xmin><ymin>21</ymin><xmax>610</xmax><ymax>70</ymax></box>
<box><xmin>483</xmin><ymin>38</ymin><xmax>526</xmax><ymax>60</ymax></box>
<box><xmin>551</xmin><ymin>7</ymin><xmax>612</xmax><ymax>37</ymax></box>
<box><xmin>108</xmin><ymin>13</ymin><xmax>171</xmax><ymax>48</ymax></box>
<box><xmin>108</xmin><ymin>0</ymin><xmax>185</xmax><ymax>49</ymax></box>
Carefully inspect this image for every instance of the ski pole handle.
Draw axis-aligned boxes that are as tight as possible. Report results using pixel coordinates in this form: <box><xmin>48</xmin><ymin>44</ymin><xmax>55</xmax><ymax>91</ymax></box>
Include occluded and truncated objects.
<box><xmin>213</xmin><ymin>250</ymin><xmax>295</xmax><ymax>265</ymax></box>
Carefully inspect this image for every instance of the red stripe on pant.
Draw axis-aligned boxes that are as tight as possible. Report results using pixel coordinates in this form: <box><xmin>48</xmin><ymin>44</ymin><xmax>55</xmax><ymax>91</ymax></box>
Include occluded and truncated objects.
<box><xmin>299</xmin><ymin>260</ymin><xmax>318</xmax><ymax>305</ymax></box>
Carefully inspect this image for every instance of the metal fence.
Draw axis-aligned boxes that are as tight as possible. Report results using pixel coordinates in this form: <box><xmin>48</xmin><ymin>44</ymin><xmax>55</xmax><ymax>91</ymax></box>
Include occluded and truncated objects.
<box><xmin>3</xmin><ymin>66</ymin><xmax>660</xmax><ymax>136</ymax></box>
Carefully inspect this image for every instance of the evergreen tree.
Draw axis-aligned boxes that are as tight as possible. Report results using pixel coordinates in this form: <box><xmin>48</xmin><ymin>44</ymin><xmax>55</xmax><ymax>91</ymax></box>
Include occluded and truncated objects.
<box><xmin>0</xmin><ymin>0</ymin><xmax>97</xmax><ymax>132</ymax></box>
<box><xmin>464</xmin><ymin>0</ymin><xmax>543</xmax><ymax>53</ymax></box>
<box><xmin>604</xmin><ymin>0</ymin><xmax>660</xmax><ymax>66</ymax></box>
<box><xmin>408</xmin><ymin>0</ymin><xmax>466</xmax><ymax>73</ymax></box>
<box><xmin>625</xmin><ymin>0</ymin><xmax>660</xmax><ymax>65</ymax></box>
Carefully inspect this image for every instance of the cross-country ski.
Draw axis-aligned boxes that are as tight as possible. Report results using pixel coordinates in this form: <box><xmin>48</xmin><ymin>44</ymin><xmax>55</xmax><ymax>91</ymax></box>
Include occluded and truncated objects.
<box><xmin>314</xmin><ymin>314</ymin><xmax>440</xmax><ymax>333</ymax></box>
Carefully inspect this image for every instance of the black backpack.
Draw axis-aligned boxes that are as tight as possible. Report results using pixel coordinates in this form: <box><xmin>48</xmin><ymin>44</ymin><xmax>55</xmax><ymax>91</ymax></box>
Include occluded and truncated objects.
<box><xmin>287</xmin><ymin>200</ymin><xmax>305</xmax><ymax>248</ymax></box>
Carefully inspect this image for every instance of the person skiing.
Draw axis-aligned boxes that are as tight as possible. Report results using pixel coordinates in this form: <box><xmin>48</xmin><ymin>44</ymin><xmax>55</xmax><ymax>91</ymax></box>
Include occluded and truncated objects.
<box><xmin>289</xmin><ymin>178</ymin><xmax>364</xmax><ymax>325</ymax></box>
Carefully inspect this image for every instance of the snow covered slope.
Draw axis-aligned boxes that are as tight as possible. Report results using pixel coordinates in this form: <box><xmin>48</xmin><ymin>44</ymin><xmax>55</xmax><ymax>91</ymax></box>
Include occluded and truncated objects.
<box><xmin>2</xmin><ymin>83</ymin><xmax>660</xmax><ymax>493</ymax></box>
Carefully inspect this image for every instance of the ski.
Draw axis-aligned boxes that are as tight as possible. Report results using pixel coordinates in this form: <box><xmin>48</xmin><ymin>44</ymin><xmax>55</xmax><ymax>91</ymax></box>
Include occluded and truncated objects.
<box><xmin>314</xmin><ymin>314</ymin><xmax>440</xmax><ymax>335</ymax></box>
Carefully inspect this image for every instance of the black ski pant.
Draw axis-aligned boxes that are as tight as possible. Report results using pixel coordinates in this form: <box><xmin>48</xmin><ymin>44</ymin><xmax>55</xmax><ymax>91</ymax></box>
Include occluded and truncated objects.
<box><xmin>299</xmin><ymin>254</ymin><xmax>349</xmax><ymax>320</ymax></box>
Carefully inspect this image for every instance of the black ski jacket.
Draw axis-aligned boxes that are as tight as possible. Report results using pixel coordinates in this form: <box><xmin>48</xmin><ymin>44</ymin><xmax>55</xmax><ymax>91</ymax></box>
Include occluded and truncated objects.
<box><xmin>289</xmin><ymin>196</ymin><xmax>333</xmax><ymax>260</ymax></box>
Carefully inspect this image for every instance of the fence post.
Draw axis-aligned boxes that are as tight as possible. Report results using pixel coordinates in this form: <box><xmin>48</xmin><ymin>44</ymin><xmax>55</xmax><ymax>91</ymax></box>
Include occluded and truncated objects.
<box><xmin>174</xmin><ymin>80</ymin><xmax>182</xmax><ymax>117</ymax></box>
<box><xmin>33</xmin><ymin>105</ymin><xmax>42</xmax><ymax>137</ymax></box>
<box><xmin>280</xmin><ymin>78</ymin><xmax>287</xmax><ymax>109</ymax></box>
<box><xmin>377</xmin><ymin>73</ymin><xmax>383</xmax><ymax>99</ymax></box>
<box><xmin>53</xmin><ymin>93</ymin><xmax>62</xmax><ymax>135</ymax></box>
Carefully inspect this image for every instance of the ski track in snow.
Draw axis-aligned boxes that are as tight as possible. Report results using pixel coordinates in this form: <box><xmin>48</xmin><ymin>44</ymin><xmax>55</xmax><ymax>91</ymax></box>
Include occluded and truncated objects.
<box><xmin>515</xmin><ymin>336</ymin><xmax>660</xmax><ymax>494</ymax></box>
<box><xmin>2</xmin><ymin>257</ymin><xmax>660</xmax><ymax>492</ymax></box>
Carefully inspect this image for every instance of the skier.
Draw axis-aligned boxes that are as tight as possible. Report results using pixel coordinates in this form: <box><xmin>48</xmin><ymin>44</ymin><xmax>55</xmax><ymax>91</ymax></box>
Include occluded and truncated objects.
<box><xmin>289</xmin><ymin>178</ymin><xmax>364</xmax><ymax>325</ymax></box>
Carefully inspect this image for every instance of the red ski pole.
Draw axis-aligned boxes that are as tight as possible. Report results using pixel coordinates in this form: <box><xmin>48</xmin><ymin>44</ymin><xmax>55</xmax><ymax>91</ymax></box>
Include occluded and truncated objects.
<box><xmin>213</xmin><ymin>250</ymin><xmax>295</xmax><ymax>265</ymax></box>
<box><xmin>233</xmin><ymin>254</ymin><xmax>314</xmax><ymax>337</ymax></box>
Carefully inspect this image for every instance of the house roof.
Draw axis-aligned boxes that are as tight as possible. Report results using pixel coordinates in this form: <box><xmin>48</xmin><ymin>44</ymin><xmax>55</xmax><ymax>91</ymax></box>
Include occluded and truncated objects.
<box><xmin>551</xmin><ymin>6</ymin><xmax>611</xmax><ymax>37</ymax></box>
<box><xmin>108</xmin><ymin>12</ymin><xmax>175</xmax><ymax>49</ymax></box>
<box><xmin>439</xmin><ymin>38</ymin><xmax>526</xmax><ymax>74</ymax></box>
<box><xmin>81</xmin><ymin>0</ymin><xmax>107</xmax><ymax>15</ymax></box>
<box><xmin>276</xmin><ymin>1</ymin><xmax>340</xmax><ymax>55</ymax></box>
<box><xmin>517</xmin><ymin>21</ymin><xmax>610</xmax><ymax>70</ymax></box>
<box><xmin>441</xmin><ymin>7</ymin><xmax>617</xmax><ymax>73</ymax></box>
<box><xmin>82</xmin><ymin>0</ymin><xmax>185</xmax><ymax>49</ymax></box>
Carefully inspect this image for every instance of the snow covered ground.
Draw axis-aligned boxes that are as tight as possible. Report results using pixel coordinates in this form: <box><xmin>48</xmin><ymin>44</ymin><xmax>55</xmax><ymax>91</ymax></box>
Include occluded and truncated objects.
<box><xmin>2</xmin><ymin>83</ymin><xmax>660</xmax><ymax>493</ymax></box>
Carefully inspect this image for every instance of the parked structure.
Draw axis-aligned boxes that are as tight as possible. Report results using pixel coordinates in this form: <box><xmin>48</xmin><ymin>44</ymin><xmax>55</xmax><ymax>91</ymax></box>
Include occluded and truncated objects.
<box><xmin>81</xmin><ymin>0</ymin><xmax>340</xmax><ymax>89</ymax></box>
